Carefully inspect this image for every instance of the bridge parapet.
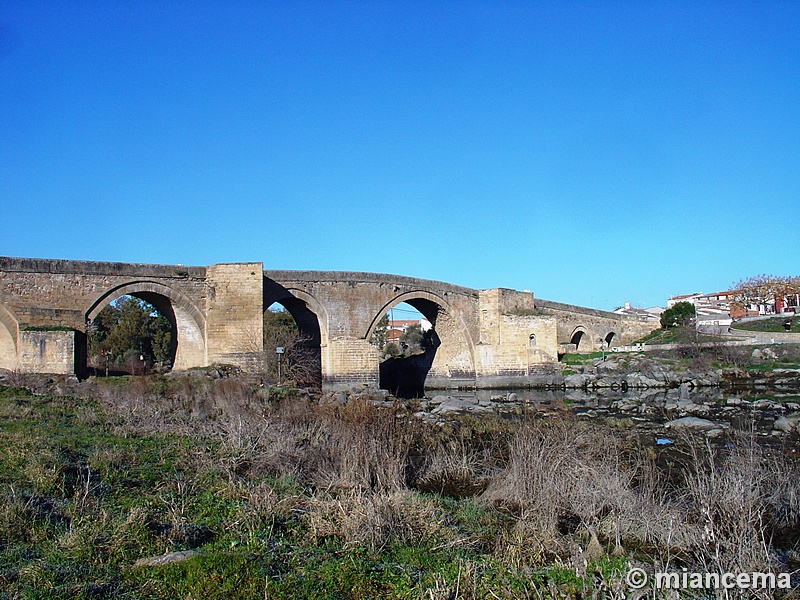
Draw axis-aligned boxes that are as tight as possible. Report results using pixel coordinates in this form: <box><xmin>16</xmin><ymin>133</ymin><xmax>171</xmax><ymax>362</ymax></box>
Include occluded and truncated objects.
<box><xmin>1</xmin><ymin>256</ymin><xmax>660</xmax><ymax>388</ymax></box>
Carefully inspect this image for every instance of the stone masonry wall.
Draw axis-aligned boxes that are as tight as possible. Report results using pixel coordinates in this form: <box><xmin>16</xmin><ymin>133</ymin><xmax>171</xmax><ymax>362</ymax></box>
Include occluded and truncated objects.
<box><xmin>323</xmin><ymin>338</ymin><xmax>380</xmax><ymax>389</ymax></box>
<box><xmin>0</xmin><ymin>257</ymin><xmax>207</xmax><ymax>330</ymax></box>
<box><xmin>205</xmin><ymin>263</ymin><xmax>264</xmax><ymax>368</ymax></box>
<box><xmin>18</xmin><ymin>330</ymin><xmax>77</xmax><ymax>375</ymax></box>
<box><xmin>476</xmin><ymin>289</ymin><xmax>559</xmax><ymax>385</ymax></box>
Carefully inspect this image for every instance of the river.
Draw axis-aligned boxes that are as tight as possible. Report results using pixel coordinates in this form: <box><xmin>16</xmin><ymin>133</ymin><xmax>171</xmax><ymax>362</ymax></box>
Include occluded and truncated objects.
<box><xmin>414</xmin><ymin>386</ymin><xmax>800</xmax><ymax>447</ymax></box>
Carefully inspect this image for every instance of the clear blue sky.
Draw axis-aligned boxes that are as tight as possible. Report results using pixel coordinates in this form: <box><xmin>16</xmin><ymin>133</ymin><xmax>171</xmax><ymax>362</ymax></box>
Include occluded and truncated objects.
<box><xmin>2</xmin><ymin>1</ymin><xmax>798</xmax><ymax>310</ymax></box>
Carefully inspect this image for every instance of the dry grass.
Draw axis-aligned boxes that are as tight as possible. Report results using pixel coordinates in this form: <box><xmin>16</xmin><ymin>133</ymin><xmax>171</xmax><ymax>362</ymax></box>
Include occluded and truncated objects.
<box><xmin>679</xmin><ymin>430</ymin><xmax>800</xmax><ymax>581</ymax></box>
<box><xmin>94</xmin><ymin>377</ymin><xmax>800</xmax><ymax>574</ymax></box>
<box><xmin>9</xmin><ymin>374</ymin><xmax>799</xmax><ymax>597</ymax></box>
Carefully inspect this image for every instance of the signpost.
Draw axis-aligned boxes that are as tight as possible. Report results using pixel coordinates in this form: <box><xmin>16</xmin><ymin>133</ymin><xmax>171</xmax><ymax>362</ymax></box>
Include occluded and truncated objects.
<box><xmin>276</xmin><ymin>346</ymin><xmax>284</xmax><ymax>384</ymax></box>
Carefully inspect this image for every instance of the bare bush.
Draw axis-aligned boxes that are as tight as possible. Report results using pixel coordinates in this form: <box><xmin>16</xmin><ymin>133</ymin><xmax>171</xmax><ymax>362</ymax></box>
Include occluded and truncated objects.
<box><xmin>412</xmin><ymin>438</ymin><xmax>490</xmax><ymax>498</ymax></box>
<box><xmin>311</xmin><ymin>397</ymin><xmax>412</xmax><ymax>493</ymax></box>
<box><xmin>302</xmin><ymin>489</ymin><xmax>446</xmax><ymax>552</ymax></box>
<box><xmin>679</xmin><ymin>431</ymin><xmax>800</xmax><ymax>581</ymax></box>
<box><xmin>484</xmin><ymin>416</ymin><xmax>700</xmax><ymax>565</ymax></box>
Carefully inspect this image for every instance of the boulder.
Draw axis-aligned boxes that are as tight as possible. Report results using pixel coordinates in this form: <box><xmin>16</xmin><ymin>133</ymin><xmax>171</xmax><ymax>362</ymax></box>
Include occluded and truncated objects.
<box><xmin>612</xmin><ymin>400</ymin><xmax>638</xmax><ymax>412</ymax></box>
<box><xmin>564</xmin><ymin>373</ymin><xmax>594</xmax><ymax>388</ymax></box>
<box><xmin>625</xmin><ymin>373</ymin><xmax>664</xmax><ymax>388</ymax></box>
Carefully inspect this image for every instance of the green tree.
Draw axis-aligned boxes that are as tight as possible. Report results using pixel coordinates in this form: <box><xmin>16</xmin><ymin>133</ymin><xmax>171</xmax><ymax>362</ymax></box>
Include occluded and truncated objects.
<box><xmin>399</xmin><ymin>323</ymin><xmax>425</xmax><ymax>354</ymax></box>
<box><xmin>88</xmin><ymin>296</ymin><xmax>172</xmax><ymax>371</ymax></box>
<box><xmin>661</xmin><ymin>301</ymin><xmax>695</xmax><ymax>328</ymax></box>
<box><xmin>369</xmin><ymin>314</ymin><xmax>389</xmax><ymax>349</ymax></box>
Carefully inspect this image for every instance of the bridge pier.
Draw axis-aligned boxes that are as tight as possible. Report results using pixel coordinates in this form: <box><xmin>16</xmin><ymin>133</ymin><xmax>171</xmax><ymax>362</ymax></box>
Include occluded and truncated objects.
<box><xmin>322</xmin><ymin>338</ymin><xmax>381</xmax><ymax>390</ymax></box>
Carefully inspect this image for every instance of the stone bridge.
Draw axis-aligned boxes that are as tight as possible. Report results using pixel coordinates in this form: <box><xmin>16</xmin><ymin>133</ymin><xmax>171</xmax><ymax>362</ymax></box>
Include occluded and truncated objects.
<box><xmin>0</xmin><ymin>257</ymin><xmax>656</xmax><ymax>390</ymax></box>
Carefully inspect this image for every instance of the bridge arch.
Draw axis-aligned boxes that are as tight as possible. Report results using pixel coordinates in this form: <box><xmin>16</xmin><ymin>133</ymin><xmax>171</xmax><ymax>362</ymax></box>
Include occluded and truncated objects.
<box><xmin>367</xmin><ymin>290</ymin><xmax>476</xmax><ymax>396</ymax></box>
<box><xmin>0</xmin><ymin>303</ymin><xmax>19</xmax><ymax>370</ymax></box>
<box><xmin>263</xmin><ymin>278</ymin><xmax>327</xmax><ymax>386</ymax></box>
<box><xmin>604</xmin><ymin>331</ymin><xmax>617</xmax><ymax>348</ymax></box>
<box><xmin>86</xmin><ymin>281</ymin><xmax>206</xmax><ymax>371</ymax></box>
<box><xmin>569</xmin><ymin>326</ymin><xmax>591</xmax><ymax>352</ymax></box>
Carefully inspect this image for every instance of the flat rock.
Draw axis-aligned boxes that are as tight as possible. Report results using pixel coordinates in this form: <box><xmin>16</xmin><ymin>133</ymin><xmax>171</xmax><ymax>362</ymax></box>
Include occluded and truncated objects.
<box><xmin>431</xmin><ymin>397</ymin><xmax>492</xmax><ymax>416</ymax></box>
<box><xmin>134</xmin><ymin>550</ymin><xmax>200</xmax><ymax>568</ymax></box>
<box><xmin>665</xmin><ymin>417</ymin><xmax>717</xmax><ymax>430</ymax></box>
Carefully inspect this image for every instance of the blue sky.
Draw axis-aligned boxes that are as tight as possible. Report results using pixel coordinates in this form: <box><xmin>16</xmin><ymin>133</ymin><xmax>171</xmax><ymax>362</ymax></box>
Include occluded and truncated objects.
<box><xmin>2</xmin><ymin>1</ymin><xmax>798</xmax><ymax>310</ymax></box>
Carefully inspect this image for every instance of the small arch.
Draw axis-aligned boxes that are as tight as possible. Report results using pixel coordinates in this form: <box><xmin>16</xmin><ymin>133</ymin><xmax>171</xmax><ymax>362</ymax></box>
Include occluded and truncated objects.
<box><xmin>569</xmin><ymin>327</ymin><xmax>589</xmax><ymax>352</ymax></box>
<box><xmin>528</xmin><ymin>333</ymin><xmax>537</xmax><ymax>347</ymax></box>
<box><xmin>604</xmin><ymin>332</ymin><xmax>616</xmax><ymax>348</ymax></box>
<box><xmin>0</xmin><ymin>304</ymin><xmax>19</xmax><ymax>370</ymax></box>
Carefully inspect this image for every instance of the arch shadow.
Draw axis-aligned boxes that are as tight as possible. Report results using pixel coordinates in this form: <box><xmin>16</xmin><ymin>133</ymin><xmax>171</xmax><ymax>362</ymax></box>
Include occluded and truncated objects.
<box><xmin>366</xmin><ymin>291</ymin><xmax>476</xmax><ymax>398</ymax></box>
<box><xmin>569</xmin><ymin>327</ymin><xmax>590</xmax><ymax>352</ymax></box>
<box><xmin>0</xmin><ymin>303</ymin><xmax>19</xmax><ymax>371</ymax></box>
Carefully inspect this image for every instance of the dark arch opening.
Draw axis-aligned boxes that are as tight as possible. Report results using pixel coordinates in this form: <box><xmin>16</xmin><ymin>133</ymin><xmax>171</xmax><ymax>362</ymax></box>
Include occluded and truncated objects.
<box><xmin>375</xmin><ymin>299</ymin><xmax>442</xmax><ymax>398</ymax></box>
<box><xmin>570</xmin><ymin>330</ymin><xmax>585</xmax><ymax>351</ymax></box>
<box><xmin>86</xmin><ymin>294</ymin><xmax>177</xmax><ymax>376</ymax></box>
<box><xmin>263</xmin><ymin>278</ymin><xmax>323</xmax><ymax>388</ymax></box>
<box><xmin>605</xmin><ymin>332</ymin><xmax>616</xmax><ymax>347</ymax></box>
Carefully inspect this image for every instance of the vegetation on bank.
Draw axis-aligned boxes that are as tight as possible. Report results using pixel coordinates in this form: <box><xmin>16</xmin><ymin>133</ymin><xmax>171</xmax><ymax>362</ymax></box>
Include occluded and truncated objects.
<box><xmin>2</xmin><ymin>375</ymin><xmax>800</xmax><ymax>599</ymax></box>
<box><xmin>633</xmin><ymin>326</ymin><xmax>730</xmax><ymax>347</ymax></box>
<box><xmin>732</xmin><ymin>316</ymin><xmax>799</xmax><ymax>333</ymax></box>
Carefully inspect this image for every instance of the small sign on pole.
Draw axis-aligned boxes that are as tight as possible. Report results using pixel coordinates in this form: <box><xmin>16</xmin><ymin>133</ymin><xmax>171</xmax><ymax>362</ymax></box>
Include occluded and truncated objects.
<box><xmin>276</xmin><ymin>347</ymin><xmax>284</xmax><ymax>385</ymax></box>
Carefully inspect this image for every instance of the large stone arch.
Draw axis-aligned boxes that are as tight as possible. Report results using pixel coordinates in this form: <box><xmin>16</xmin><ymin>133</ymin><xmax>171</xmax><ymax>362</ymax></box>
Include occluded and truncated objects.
<box><xmin>366</xmin><ymin>290</ymin><xmax>476</xmax><ymax>393</ymax></box>
<box><xmin>0</xmin><ymin>303</ymin><xmax>19</xmax><ymax>370</ymax></box>
<box><xmin>265</xmin><ymin>287</ymin><xmax>329</xmax><ymax>349</ymax></box>
<box><xmin>86</xmin><ymin>281</ymin><xmax>206</xmax><ymax>370</ymax></box>
<box><xmin>263</xmin><ymin>277</ymin><xmax>327</xmax><ymax>385</ymax></box>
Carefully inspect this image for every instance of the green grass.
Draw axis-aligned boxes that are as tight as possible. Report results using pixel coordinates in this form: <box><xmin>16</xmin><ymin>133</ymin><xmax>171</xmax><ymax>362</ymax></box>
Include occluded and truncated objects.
<box><xmin>560</xmin><ymin>352</ymin><xmax>604</xmax><ymax>365</ymax></box>
<box><xmin>746</xmin><ymin>360</ymin><xmax>800</xmax><ymax>372</ymax></box>
<box><xmin>634</xmin><ymin>328</ymin><xmax>682</xmax><ymax>345</ymax></box>
<box><xmin>732</xmin><ymin>316</ymin><xmax>799</xmax><ymax>333</ymax></box>
<box><xmin>0</xmin><ymin>383</ymin><xmax>639</xmax><ymax>599</ymax></box>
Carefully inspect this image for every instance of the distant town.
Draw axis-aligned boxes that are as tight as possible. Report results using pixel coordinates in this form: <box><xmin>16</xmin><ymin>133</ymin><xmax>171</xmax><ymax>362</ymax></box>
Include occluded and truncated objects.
<box><xmin>613</xmin><ymin>284</ymin><xmax>800</xmax><ymax>333</ymax></box>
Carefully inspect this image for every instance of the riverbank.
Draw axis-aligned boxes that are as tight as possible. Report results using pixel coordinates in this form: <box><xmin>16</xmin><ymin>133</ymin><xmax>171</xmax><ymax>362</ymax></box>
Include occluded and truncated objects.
<box><xmin>546</xmin><ymin>342</ymin><xmax>800</xmax><ymax>390</ymax></box>
<box><xmin>2</xmin><ymin>372</ymin><xmax>800</xmax><ymax>598</ymax></box>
